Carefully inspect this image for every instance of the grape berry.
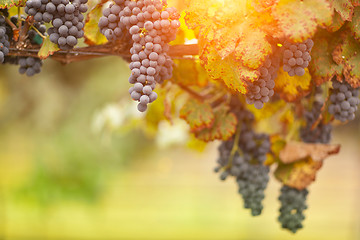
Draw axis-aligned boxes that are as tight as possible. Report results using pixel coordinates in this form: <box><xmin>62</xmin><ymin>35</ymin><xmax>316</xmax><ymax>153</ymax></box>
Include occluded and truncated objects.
<box><xmin>282</xmin><ymin>39</ymin><xmax>313</xmax><ymax>77</ymax></box>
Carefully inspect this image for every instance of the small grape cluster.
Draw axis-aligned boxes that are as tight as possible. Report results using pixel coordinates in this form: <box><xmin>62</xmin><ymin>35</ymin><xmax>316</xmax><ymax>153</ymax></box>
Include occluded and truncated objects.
<box><xmin>329</xmin><ymin>79</ymin><xmax>360</xmax><ymax>122</ymax></box>
<box><xmin>216</xmin><ymin>106</ymin><xmax>271</xmax><ymax>216</ymax></box>
<box><xmin>99</xmin><ymin>0</ymin><xmax>180</xmax><ymax>112</ymax></box>
<box><xmin>0</xmin><ymin>15</ymin><xmax>10</xmax><ymax>64</ymax></box>
<box><xmin>246</xmin><ymin>56</ymin><xmax>279</xmax><ymax>109</ymax></box>
<box><xmin>98</xmin><ymin>0</ymin><xmax>127</xmax><ymax>41</ymax></box>
<box><xmin>282</xmin><ymin>39</ymin><xmax>313</xmax><ymax>77</ymax></box>
<box><xmin>278</xmin><ymin>185</ymin><xmax>308</xmax><ymax>233</ymax></box>
<box><xmin>26</xmin><ymin>0</ymin><xmax>88</xmax><ymax>50</ymax></box>
<box><xmin>18</xmin><ymin>57</ymin><xmax>43</xmax><ymax>76</ymax></box>
<box><xmin>300</xmin><ymin>100</ymin><xmax>332</xmax><ymax>144</ymax></box>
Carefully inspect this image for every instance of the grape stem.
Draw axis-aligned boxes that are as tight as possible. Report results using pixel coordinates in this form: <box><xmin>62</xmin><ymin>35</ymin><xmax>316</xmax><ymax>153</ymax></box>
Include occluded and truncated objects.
<box><xmin>7</xmin><ymin>43</ymin><xmax>199</xmax><ymax>64</ymax></box>
<box><xmin>223</xmin><ymin>123</ymin><xmax>242</xmax><ymax>171</ymax></box>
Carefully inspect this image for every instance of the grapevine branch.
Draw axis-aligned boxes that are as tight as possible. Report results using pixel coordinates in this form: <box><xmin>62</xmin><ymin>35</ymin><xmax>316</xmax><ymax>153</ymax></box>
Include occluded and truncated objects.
<box><xmin>7</xmin><ymin>43</ymin><xmax>199</xmax><ymax>64</ymax></box>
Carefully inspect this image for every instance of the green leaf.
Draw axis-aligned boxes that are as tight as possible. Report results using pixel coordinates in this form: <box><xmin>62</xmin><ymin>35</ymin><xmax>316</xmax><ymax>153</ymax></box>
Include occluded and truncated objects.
<box><xmin>309</xmin><ymin>33</ymin><xmax>343</xmax><ymax>86</ymax></box>
<box><xmin>193</xmin><ymin>106</ymin><xmax>237</xmax><ymax>142</ymax></box>
<box><xmin>38</xmin><ymin>36</ymin><xmax>59</xmax><ymax>59</ymax></box>
<box><xmin>84</xmin><ymin>3</ymin><xmax>108</xmax><ymax>46</ymax></box>
<box><xmin>180</xmin><ymin>98</ymin><xmax>214</xmax><ymax>132</ymax></box>
<box><xmin>332</xmin><ymin>33</ymin><xmax>360</xmax><ymax>88</ymax></box>
<box><xmin>329</xmin><ymin>0</ymin><xmax>354</xmax><ymax>21</ymax></box>
<box><xmin>0</xmin><ymin>0</ymin><xmax>26</xmax><ymax>8</ymax></box>
<box><xmin>272</xmin><ymin>0</ymin><xmax>332</xmax><ymax>42</ymax></box>
<box><xmin>349</xmin><ymin>7</ymin><xmax>360</xmax><ymax>40</ymax></box>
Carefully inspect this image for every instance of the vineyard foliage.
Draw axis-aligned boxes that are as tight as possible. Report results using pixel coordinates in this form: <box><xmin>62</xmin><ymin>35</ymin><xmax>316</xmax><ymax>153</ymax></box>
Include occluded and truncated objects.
<box><xmin>1</xmin><ymin>0</ymin><xmax>360</xmax><ymax>233</ymax></box>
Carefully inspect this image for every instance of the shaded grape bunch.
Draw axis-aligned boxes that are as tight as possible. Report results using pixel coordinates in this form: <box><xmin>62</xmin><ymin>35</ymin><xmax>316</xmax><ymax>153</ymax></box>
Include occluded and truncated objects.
<box><xmin>25</xmin><ymin>0</ymin><xmax>56</xmax><ymax>22</ymax></box>
<box><xmin>278</xmin><ymin>185</ymin><xmax>308</xmax><ymax>233</ymax></box>
<box><xmin>246</xmin><ymin>55</ymin><xmax>279</xmax><ymax>109</ymax></box>
<box><xmin>18</xmin><ymin>57</ymin><xmax>43</xmax><ymax>76</ymax></box>
<box><xmin>103</xmin><ymin>0</ymin><xmax>180</xmax><ymax>112</ymax></box>
<box><xmin>47</xmin><ymin>0</ymin><xmax>88</xmax><ymax>50</ymax></box>
<box><xmin>283</xmin><ymin>39</ymin><xmax>313</xmax><ymax>77</ymax></box>
<box><xmin>0</xmin><ymin>16</ymin><xmax>10</xmax><ymax>64</ymax></box>
<box><xmin>215</xmin><ymin>107</ymin><xmax>270</xmax><ymax>216</ymax></box>
<box><xmin>300</xmin><ymin>100</ymin><xmax>332</xmax><ymax>144</ymax></box>
<box><xmin>329</xmin><ymin>79</ymin><xmax>360</xmax><ymax>122</ymax></box>
<box><xmin>98</xmin><ymin>0</ymin><xmax>127</xmax><ymax>41</ymax></box>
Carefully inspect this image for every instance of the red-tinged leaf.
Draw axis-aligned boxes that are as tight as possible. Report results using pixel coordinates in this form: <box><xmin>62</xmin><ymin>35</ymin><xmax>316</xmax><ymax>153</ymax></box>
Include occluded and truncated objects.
<box><xmin>343</xmin><ymin>53</ymin><xmax>360</xmax><ymax>88</ymax></box>
<box><xmin>309</xmin><ymin>34</ymin><xmax>343</xmax><ymax>85</ymax></box>
<box><xmin>353</xmin><ymin>0</ymin><xmax>360</xmax><ymax>6</ymax></box>
<box><xmin>180</xmin><ymin>99</ymin><xmax>215</xmax><ymax>132</ymax></box>
<box><xmin>329</xmin><ymin>0</ymin><xmax>354</xmax><ymax>21</ymax></box>
<box><xmin>279</xmin><ymin>141</ymin><xmax>341</xmax><ymax>164</ymax></box>
<box><xmin>38</xmin><ymin>36</ymin><xmax>59</xmax><ymax>59</ymax></box>
<box><xmin>213</xmin><ymin>26</ymin><xmax>241</xmax><ymax>59</ymax></box>
<box><xmin>84</xmin><ymin>3</ymin><xmax>108</xmax><ymax>46</ymax></box>
<box><xmin>272</xmin><ymin>0</ymin><xmax>332</xmax><ymax>42</ymax></box>
<box><xmin>200</xmin><ymin>44</ymin><xmax>259</xmax><ymax>93</ymax></box>
<box><xmin>332</xmin><ymin>33</ymin><xmax>360</xmax><ymax>88</ymax></box>
<box><xmin>252</xmin><ymin>0</ymin><xmax>280</xmax><ymax>12</ymax></box>
<box><xmin>234</xmin><ymin>28</ymin><xmax>272</xmax><ymax>69</ymax></box>
<box><xmin>0</xmin><ymin>0</ymin><xmax>26</xmax><ymax>8</ymax></box>
<box><xmin>275</xmin><ymin>157</ymin><xmax>323</xmax><ymax>190</ymax></box>
<box><xmin>325</xmin><ymin>10</ymin><xmax>345</xmax><ymax>32</ymax></box>
<box><xmin>349</xmin><ymin>7</ymin><xmax>360</xmax><ymax>41</ymax></box>
<box><xmin>274</xmin><ymin>68</ymin><xmax>312</xmax><ymax>102</ymax></box>
<box><xmin>193</xmin><ymin>106</ymin><xmax>237</xmax><ymax>142</ymax></box>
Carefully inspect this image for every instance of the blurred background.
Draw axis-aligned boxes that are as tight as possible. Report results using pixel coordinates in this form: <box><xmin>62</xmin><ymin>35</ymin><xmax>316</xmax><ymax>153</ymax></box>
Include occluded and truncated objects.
<box><xmin>0</xmin><ymin>57</ymin><xmax>359</xmax><ymax>240</ymax></box>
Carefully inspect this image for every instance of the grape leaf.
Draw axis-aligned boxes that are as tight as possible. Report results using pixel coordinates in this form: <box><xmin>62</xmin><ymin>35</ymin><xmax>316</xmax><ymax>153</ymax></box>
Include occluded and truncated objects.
<box><xmin>180</xmin><ymin>98</ymin><xmax>215</xmax><ymax>132</ymax></box>
<box><xmin>193</xmin><ymin>106</ymin><xmax>237</xmax><ymax>142</ymax></box>
<box><xmin>213</xmin><ymin>26</ymin><xmax>241</xmax><ymax>59</ymax></box>
<box><xmin>0</xmin><ymin>0</ymin><xmax>26</xmax><ymax>8</ymax></box>
<box><xmin>265</xmin><ymin>135</ymin><xmax>286</xmax><ymax>166</ymax></box>
<box><xmin>272</xmin><ymin>0</ymin><xmax>332</xmax><ymax>42</ymax></box>
<box><xmin>171</xmin><ymin>59</ymin><xmax>208</xmax><ymax>87</ymax></box>
<box><xmin>329</xmin><ymin>0</ymin><xmax>354</xmax><ymax>21</ymax></box>
<box><xmin>275</xmin><ymin>157</ymin><xmax>323</xmax><ymax>190</ymax></box>
<box><xmin>200</xmin><ymin>44</ymin><xmax>259</xmax><ymax>93</ymax></box>
<box><xmin>325</xmin><ymin>10</ymin><xmax>345</xmax><ymax>33</ymax></box>
<box><xmin>252</xmin><ymin>0</ymin><xmax>280</xmax><ymax>12</ymax></box>
<box><xmin>38</xmin><ymin>36</ymin><xmax>59</xmax><ymax>59</ymax></box>
<box><xmin>234</xmin><ymin>28</ymin><xmax>272</xmax><ymax>69</ymax></box>
<box><xmin>84</xmin><ymin>3</ymin><xmax>108</xmax><ymax>46</ymax></box>
<box><xmin>274</xmin><ymin>68</ymin><xmax>312</xmax><ymax>102</ymax></box>
<box><xmin>353</xmin><ymin>0</ymin><xmax>360</xmax><ymax>6</ymax></box>
<box><xmin>279</xmin><ymin>141</ymin><xmax>341</xmax><ymax>164</ymax></box>
<box><xmin>309</xmin><ymin>34</ymin><xmax>343</xmax><ymax>86</ymax></box>
<box><xmin>349</xmin><ymin>7</ymin><xmax>360</xmax><ymax>41</ymax></box>
<box><xmin>332</xmin><ymin>33</ymin><xmax>360</xmax><ymax>88</ymax></box>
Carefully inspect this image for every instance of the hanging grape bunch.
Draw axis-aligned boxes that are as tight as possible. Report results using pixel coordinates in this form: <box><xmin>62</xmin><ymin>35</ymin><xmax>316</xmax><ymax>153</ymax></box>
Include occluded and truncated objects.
<box><xmin>282</xmin><ymin>39</ymin><xmax>313</xmax><ymax>77</ymax></box>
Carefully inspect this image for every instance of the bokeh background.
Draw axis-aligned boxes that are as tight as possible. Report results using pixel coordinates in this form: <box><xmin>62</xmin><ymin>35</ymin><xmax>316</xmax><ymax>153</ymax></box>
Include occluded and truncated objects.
<box><xmin>0</xmin><ymin>57</ymin><xmax>359</xmax><ymax>240</ymax></box>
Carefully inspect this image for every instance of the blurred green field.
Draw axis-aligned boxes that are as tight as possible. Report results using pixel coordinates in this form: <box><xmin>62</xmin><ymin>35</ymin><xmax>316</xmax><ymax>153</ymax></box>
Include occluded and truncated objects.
<box><xmin>0</xmin><ymin>57</ymin><xmax>359</xmax><ymax>240</ymax></box>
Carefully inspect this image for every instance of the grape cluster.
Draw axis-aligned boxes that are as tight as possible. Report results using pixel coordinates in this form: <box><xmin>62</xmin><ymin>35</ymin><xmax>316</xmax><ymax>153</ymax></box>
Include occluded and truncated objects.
<box><xmin>18</xmin><ymin>57</ymin><xmax>43</xmax><ymax>76</ymax></box>
<box><xmin>99</xmin><ymin>0</ymin><xmax>180</xmax><ymax>112</ymax></box>
<box><xmin>278</xmin><ymin>185</ymin><xmax>308</xmax><ymax>233</ymax></box>
<box><xmin>329</xmin><ymin>79</ymin><xmax>360</xmax><ymax>122</ymax></box>
<box><xmin>283</xmin><ymin>39</ymin><xmax>313</xmax><ymax>77</ymax></box>
<box><xmin>216</xmin><ymin>106</ymin><xmax>271</xmax><ymax>216</ymax></box>
<box><xmin>0</xmin><ymin>15</ymin><xmax>10</xmax><ymax>64</ymax></box>
<box><xmin>246</xmin><ymin>56</ymin><xmax>279</xmax><ymax>109</ymax></box>
<box><xmin>300</xmin><ymin>100</ymin><xmax>332</xmax><ymax>144</ymax></box>
<box><xmin>98</xmin><ymin>0</ymin><xmax>127</xmax><ymax>41</ymax></box>
<box><xmin>26</xmin><ymin>0</ymin><xmax>88</xmax><ymax>50</ymax></box>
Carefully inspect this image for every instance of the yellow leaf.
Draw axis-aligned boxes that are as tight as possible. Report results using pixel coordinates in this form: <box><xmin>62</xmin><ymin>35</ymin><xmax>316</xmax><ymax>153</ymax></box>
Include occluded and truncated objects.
<box><xmin>274</xmin><ymin>68</ymin><xmax>312</xmax><ymax>102</ymax></box>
